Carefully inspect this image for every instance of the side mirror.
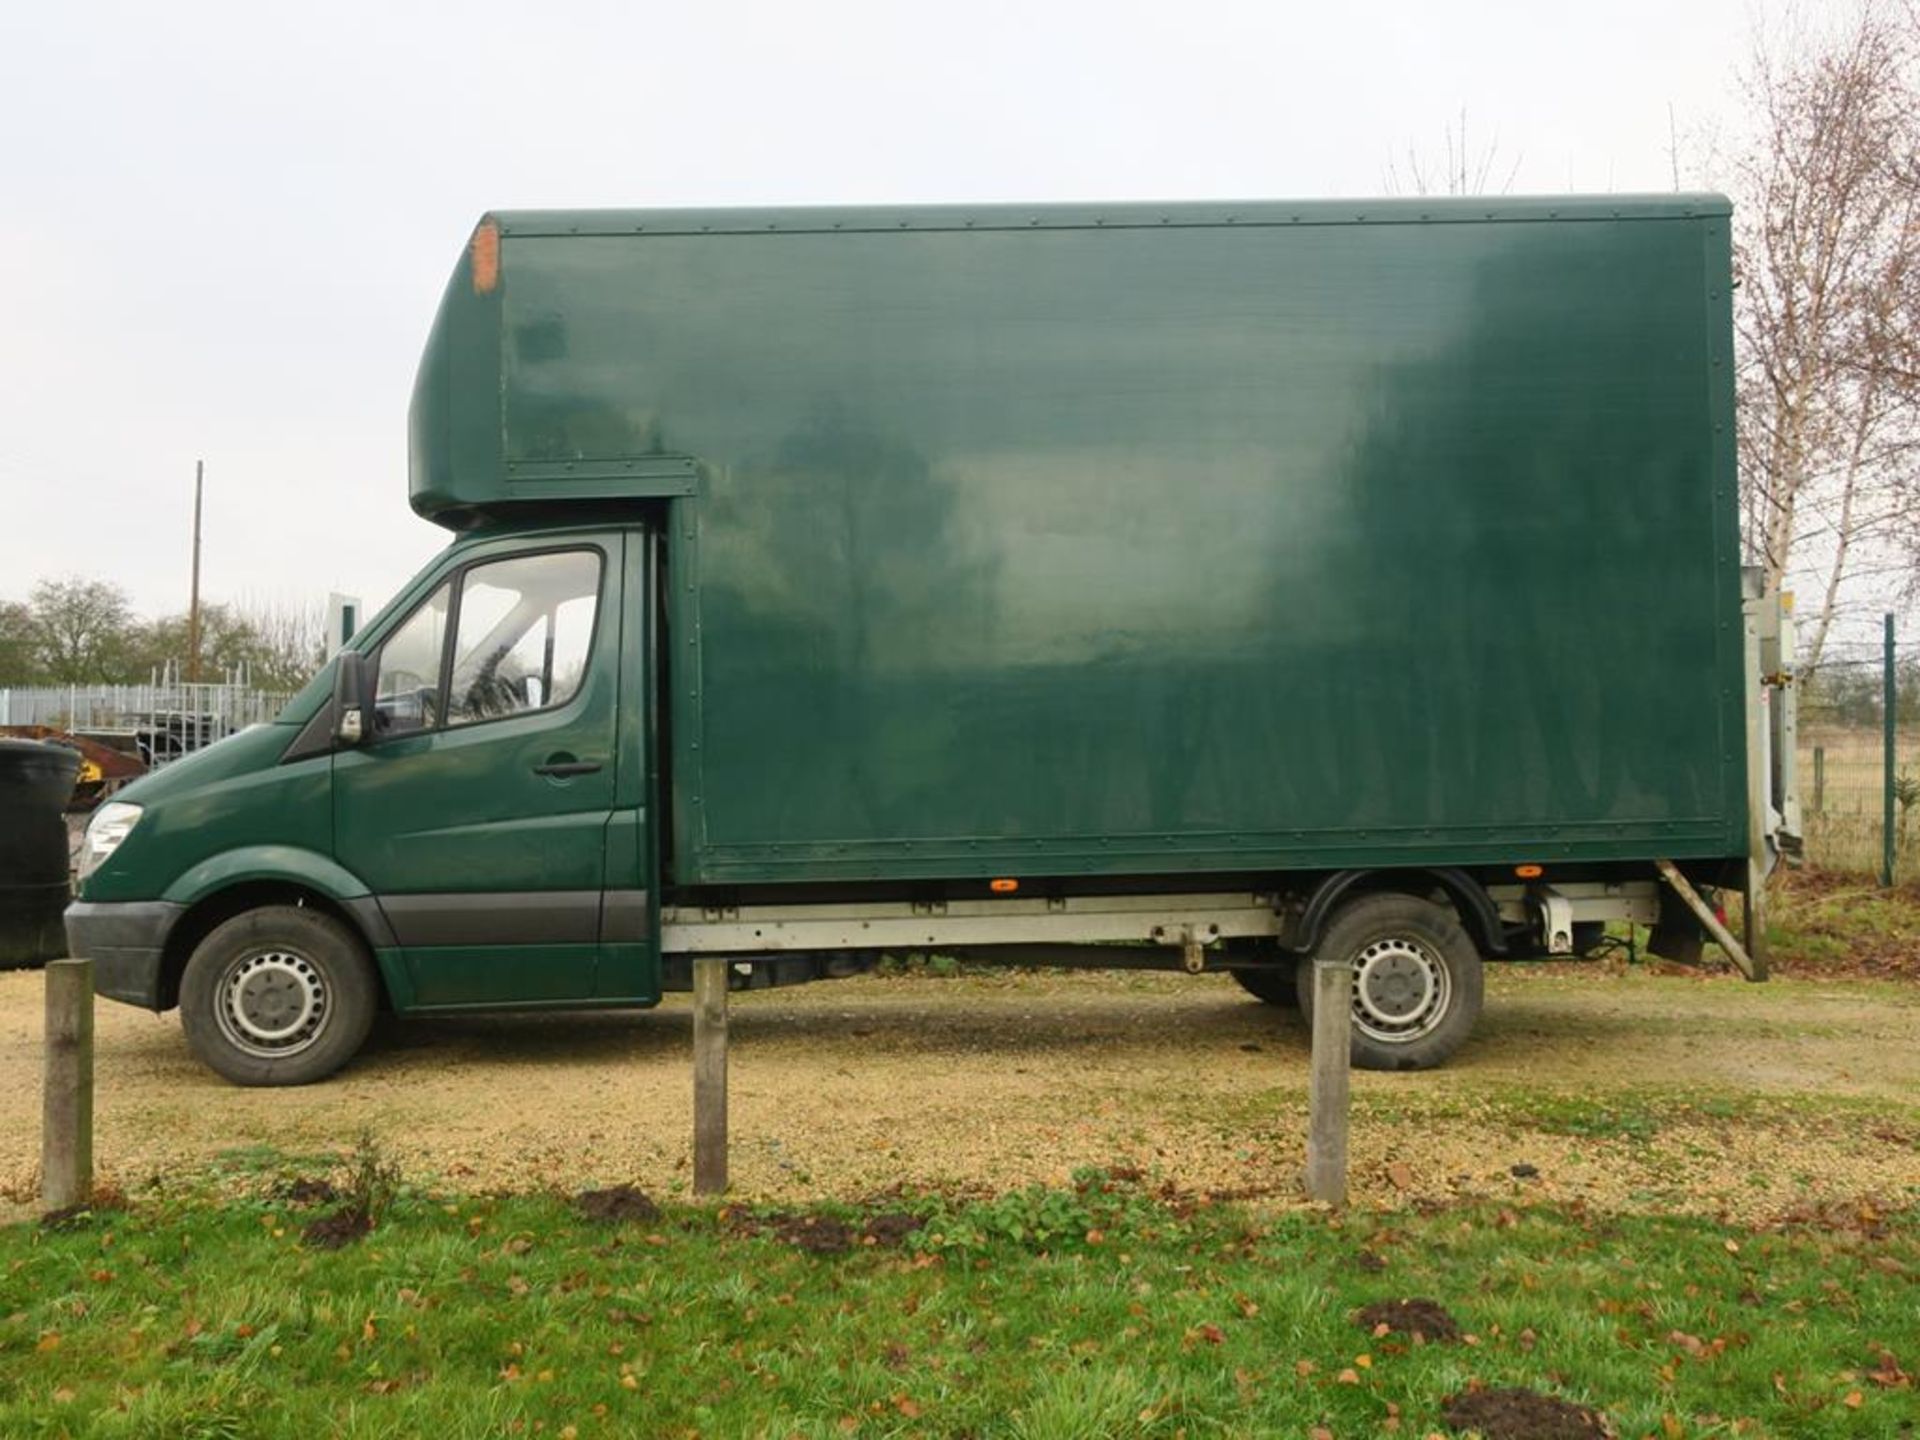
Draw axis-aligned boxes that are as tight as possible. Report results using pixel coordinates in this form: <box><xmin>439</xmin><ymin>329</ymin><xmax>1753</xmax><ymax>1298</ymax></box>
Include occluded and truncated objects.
<box><xmin>334</xmin><ymin>651</ymin><xmax>375</xmax><ymax>746</ymax></box>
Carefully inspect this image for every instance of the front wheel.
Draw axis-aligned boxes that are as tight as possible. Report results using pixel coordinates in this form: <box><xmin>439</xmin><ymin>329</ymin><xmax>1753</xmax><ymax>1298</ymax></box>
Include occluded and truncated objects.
<box><xmin>1295</xmin><ymin>893</ymin><xmax>1484</xmax><ymax>1071</ymax></box>
<box><xmin>179</xmin><ymin>905</ymin><xmax>379</xmax><ymax>1086</ymax></box>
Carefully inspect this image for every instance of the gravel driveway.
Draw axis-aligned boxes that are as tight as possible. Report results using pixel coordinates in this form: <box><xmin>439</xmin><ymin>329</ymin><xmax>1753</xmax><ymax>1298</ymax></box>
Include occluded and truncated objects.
<box><xmin>3</xmin><ymin>965</ymin><xmax>1915</xmax><ymax>1219</ymax></box>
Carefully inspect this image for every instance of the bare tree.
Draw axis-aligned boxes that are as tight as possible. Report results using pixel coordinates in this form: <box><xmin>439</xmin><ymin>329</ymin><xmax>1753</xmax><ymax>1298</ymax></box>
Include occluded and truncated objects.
<box><xmin>1384</xmin><ymin>108</ymin><xmax>1522</xmax><ymax>197</ymax></box>
<box><xmin>131</xmin><ymin>597</ymin><xmax>328</xmax><ymax>692</ymax></box>
<box><xmin>1733</xmin><ymin>0</ymin><xmax>1920</xmax><ymax>669</ymax></box>
<box><xmin>235</xmin><ymin>596</ymin><xmax>329</xmax><ymax>691</ymax></box>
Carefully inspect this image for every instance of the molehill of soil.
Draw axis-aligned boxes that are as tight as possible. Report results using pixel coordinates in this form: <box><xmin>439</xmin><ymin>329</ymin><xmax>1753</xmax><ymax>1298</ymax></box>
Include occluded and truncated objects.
<box><xmin>575</xmin><ymin>1184</ymin><xmax>662</xmax><ymax>1223</ymax></box>
<box><xmin>301</xmin><ymin>1207</ymin><xmax>373</xmax><ymax>1250</ymax></box>
<box><xmin>277</xmin><ymin>1177</ymin><xmax>340</xmax><ymax>1206</ymax></box>
<box><xmin>726</xmin><ymin>1207</ymin><xmax>925</xmax><ymax>1254</ymax></box>
<box><xmin>1355</xmin><ymin>1297</ymin><xmax>1460</xmax><ymax>1343</ymax></box>
<box><xmin>1442</xmin><ymin>1385</ymin><xmax>1610</xmax><ymax>1439</ymax></box>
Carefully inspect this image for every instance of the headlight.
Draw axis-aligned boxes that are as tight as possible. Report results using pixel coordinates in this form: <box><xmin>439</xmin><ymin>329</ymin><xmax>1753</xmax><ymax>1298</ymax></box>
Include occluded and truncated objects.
<box><xmin>79</xmin><ymin>802</ymin><xmax>143</xmax><ymax>880</ymax></box>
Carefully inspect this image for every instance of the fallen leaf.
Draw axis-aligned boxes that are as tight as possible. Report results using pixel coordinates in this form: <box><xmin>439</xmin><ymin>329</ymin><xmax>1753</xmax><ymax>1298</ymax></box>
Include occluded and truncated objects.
<box><xmin>1337</xmin><ymin>1367</ymin><xmax>1361</xmax><ymax>1384</ymax></box>
<box><xmin>1386</xmin><ymin>1162</ymin><xmax>1414</xmax><ymax>1190</ymax></box>
<box><xmin>1843</xmin><ymin>1391</ymin><xmax>1864</xmax><ymax>1409</ymax></box>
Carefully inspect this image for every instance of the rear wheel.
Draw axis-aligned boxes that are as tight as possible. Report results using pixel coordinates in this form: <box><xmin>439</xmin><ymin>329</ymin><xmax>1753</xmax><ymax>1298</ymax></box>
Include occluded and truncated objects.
<box><xmin>1295</xmin><ymin>892</ymin><xmax>1483</xmax><ymax>1071</ymax></box>
<box><xmin>179</xmin><ymin>905</ymin><xmax>379</xmax><ymax>1086</ymax></box>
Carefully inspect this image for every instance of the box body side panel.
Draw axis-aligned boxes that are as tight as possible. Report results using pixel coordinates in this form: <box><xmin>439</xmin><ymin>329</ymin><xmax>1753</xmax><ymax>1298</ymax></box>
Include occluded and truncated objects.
<box><xmin>494</xmin><ymin>216</ymin><xmax>1744</xmax><ymax>882</ymax></box>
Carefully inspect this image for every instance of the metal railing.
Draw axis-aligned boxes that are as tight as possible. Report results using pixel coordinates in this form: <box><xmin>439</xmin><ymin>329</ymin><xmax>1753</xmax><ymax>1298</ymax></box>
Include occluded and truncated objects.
<box><xmin>0</xmin><ymin>683</ymin><xmax>292</xmax><ymax>768</ymax></box>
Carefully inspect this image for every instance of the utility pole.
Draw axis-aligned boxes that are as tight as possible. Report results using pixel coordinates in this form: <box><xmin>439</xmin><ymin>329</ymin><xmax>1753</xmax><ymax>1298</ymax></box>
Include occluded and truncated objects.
<box><xmin>187</xmin><ymin>460</ymin><xmax>204</xmax><ymax>685</ymax></box>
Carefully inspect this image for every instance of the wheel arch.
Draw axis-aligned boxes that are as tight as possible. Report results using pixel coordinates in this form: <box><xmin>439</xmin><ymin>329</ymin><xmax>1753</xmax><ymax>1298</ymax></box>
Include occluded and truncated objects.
<box><xmin>156</xmin><ymin>853</ymin><xmax>395</xmax><ymax>1012</ymax></box>
<box><xmin>1292</xmin><ymin>867</ymin><xmax>1506</xmax><ymax>957</ymax></box>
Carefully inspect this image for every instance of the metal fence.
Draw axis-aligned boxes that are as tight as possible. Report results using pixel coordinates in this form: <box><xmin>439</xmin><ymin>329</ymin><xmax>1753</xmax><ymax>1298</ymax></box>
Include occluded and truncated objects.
<box><xmin>1799</xmin><ymin>628</ymin><xmax>1910</xmax><ymax>880</ymax></box>
<box><xmin>0</xmin><ymin>683</ymin><xmax>292</xmax><ymax>768</ymax></box>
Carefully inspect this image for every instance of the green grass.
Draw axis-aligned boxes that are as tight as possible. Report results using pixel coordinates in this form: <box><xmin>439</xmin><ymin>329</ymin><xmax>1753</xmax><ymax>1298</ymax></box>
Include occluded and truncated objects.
<box><xmin>3</xmin><ymin>1170</ymin><xmax>1915</xmax><ymax>1438</ymax></box>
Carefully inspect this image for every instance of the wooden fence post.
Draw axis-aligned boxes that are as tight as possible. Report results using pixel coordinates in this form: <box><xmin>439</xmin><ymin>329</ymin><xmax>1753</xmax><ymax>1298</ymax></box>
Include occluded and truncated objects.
<box><xmin>1304</xmin><ymin>959</ymin><xmax>1350</xmax><ymax>1207</ymax></box>
<box><xmin>692</xmin><ymin>956</ymin><xmax>729</xmax><ymax>1196</ymax></box>
<box><xmin>42</xmin><ymin>958</ymin><xmax>94</xmax><ymax>1211</ymax></box>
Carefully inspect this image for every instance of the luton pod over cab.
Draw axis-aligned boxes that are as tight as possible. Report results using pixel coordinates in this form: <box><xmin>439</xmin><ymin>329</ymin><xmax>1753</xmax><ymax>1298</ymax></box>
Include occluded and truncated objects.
<box><xmin>66</xmin><ymin>196</ymin><xmax>1799</xmax><ymax>1085</ymax></box>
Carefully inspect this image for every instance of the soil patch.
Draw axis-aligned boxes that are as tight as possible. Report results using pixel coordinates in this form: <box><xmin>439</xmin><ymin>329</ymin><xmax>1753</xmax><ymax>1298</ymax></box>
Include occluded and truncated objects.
<box><xmin>730</xmin><ymin>1208</ymin><xmax>925</xmax><ymax>1254</ymax></box>
<box><xmin>1355</xmin><ymin>1297</ymin><xmax>1460</xmax><ymax>1342</ymax></box>
<box><xmin>39</xmin><ymin>1188</ymin><xmax>126</xmax><ymax>1231</ymax></box>
<box><xmin>276</xmin><ymin>1177</ymin><xmax>339</xmax><ymax>1206</ymax></box>
<box><xmin>1442</xmin><ymin>1386</ymin><xmax>1609</xmax><ymax>1439</ymax></box>
<box><xmin>301</xmin><ymin>1207</ymin><xmax>373</xmax><ymax>1250</ymax></box>
<box><xmin>861</xmin><ymin>1211</ymin><xmax>925</xmax><ymax>1246</ymax></box>
<box><xmin>575</xmin><ymin>1185</ymin><xmax>662</xmax><ymax>1224</ymax></box>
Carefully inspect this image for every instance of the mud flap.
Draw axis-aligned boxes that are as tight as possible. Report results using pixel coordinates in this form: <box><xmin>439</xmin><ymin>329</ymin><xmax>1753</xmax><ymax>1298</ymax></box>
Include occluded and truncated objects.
<box><xmin>1646</xmin><ymin>883</ymin><xmax>1706</xmax><ymax>967</ymax></box>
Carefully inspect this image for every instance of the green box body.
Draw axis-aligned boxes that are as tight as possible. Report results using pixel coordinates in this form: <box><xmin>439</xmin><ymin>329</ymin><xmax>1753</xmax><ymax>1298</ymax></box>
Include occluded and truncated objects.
<box><xmin>414</xmin><ymin>196</ymin><xmax>1746</xmax><ymax>887</ymax></box>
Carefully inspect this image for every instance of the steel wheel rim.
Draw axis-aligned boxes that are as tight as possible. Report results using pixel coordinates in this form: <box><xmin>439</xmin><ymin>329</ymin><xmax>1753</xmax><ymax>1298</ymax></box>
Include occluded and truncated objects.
<box><xmin>1349</xmin><ymin>936</ymin><xmax>1450</xmax><ymax>1043</ymax></box>
<box><xmin>214</xmin><ymin>949</ymin><xmax>328</xmax><ymax>1059</ymax></box>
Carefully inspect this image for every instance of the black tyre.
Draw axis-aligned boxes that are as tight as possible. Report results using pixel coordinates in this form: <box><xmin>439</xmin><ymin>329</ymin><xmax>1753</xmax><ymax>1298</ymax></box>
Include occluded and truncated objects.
<box><xmin>179</xmin><ymin>904</ymin><xmax>379</xmax><ymax>1086</ymax></box>
<box><xmin>1228</xmin><ymin>955</ymin><xmax>1302</xmax><ymax>1007</ymax></box>
<box><xmin>1294</xmin><ymin>893</ymin><xmax>1484</xmax><ymax>1071</ymax></box>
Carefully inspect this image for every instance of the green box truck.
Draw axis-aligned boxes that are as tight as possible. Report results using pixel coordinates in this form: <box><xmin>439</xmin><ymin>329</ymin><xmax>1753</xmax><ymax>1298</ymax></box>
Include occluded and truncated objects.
<box><xmin>66</xmin><ymin>195</ymin><xmax>1799</xmax><ymax>1085</ymax></box>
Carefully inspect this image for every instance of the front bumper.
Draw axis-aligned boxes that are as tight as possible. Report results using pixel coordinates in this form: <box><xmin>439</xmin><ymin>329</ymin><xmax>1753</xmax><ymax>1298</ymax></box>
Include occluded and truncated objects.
<box><xmin>63</xmin><ymin>901</ymin><xmax>185</xmax><ymax>1011</ymax></box>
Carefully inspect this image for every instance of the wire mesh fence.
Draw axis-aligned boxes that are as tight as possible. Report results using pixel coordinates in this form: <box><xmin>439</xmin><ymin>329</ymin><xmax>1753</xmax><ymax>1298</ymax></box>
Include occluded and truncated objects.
<box><xmin>1798</xmin><ymin>641</ymin><xmax>1914</xmax><ymax>878</ymax></box>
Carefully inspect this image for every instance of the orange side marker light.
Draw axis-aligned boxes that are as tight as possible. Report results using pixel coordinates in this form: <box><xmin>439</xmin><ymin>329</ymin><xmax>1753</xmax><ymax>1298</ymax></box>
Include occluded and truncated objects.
<box><xmin>470</xmin><ymin>219</ymin><xmax>500</xmax><ymax>295</ymax></box>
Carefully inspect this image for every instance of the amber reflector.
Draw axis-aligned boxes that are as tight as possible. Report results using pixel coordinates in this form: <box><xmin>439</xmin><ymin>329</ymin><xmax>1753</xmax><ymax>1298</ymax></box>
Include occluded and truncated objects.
<box><xmin>989</xmin><ymin>878</ymin><xmax>1019</xmax><ymax>893</ymax></box>
<box><xmin>470</xmin><ymin>220</ymin><xmax>500</xmax><ymax>295</ymax></box>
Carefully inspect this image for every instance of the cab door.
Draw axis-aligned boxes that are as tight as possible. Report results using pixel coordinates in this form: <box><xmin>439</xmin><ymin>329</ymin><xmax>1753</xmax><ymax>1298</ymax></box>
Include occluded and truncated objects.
<box><xmin>333</xmin><ymin>535</ymin><xmax>627</xmax><ymax>1007</ymax></box>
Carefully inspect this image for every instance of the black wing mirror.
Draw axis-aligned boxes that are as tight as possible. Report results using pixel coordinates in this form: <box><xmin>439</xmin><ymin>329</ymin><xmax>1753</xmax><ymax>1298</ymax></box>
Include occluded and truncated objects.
<box><xmin>334</xmin><ymin>651</ymin><xmax>375</xmax><ymax>746</ymax></box>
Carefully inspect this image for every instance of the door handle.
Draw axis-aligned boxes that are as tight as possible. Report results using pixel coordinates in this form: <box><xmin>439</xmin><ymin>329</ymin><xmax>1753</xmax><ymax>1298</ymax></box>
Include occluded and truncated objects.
<box><xmin>533</xmin><ymin>758</ymin><xmax>603</xmax><ymax>777</ymax></box>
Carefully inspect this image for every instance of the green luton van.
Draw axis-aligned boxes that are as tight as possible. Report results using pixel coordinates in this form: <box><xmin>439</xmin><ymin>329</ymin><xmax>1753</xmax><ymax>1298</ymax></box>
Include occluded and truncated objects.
<box><xmin>66</xmin><ymin>195</ymin><xmax>1801</xmax><ymax>1086</ymax></box>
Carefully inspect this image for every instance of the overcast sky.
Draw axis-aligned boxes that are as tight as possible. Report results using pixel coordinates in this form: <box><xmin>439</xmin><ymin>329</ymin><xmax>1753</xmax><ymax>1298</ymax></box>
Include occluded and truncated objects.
<box><xmin>1</xmin><ymin>0</ymin><xmax>1756</xmax><ymax>622</ymax></box>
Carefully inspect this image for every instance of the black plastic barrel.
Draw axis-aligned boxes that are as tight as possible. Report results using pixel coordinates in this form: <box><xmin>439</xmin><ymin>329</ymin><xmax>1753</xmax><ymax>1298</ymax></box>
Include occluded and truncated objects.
<box><xmin>0</xmin><ymin>739</ymin><xmax>82</xmax><ymax>968</ymax></box>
